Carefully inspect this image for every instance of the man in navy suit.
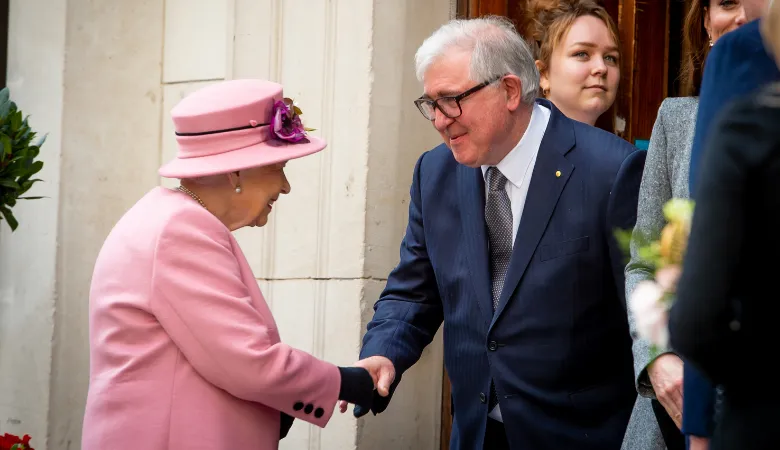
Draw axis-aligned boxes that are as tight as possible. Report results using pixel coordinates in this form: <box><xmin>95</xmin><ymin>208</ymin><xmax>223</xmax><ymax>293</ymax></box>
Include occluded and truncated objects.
<box><xmin>684</xmin><ymin>1</ymin><xmax>779</xmax><ymax>448</ymax></box>
<box><xmin>342</xmin><ymin>16</ymin><xmax>645</xmax><ymax>449</ymax></box>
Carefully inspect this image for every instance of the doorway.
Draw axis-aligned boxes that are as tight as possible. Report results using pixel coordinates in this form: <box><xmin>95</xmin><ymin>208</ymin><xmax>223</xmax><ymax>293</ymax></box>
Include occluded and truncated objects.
<box><xmin>0</xmin><ymin>0</ymin><xmax>8</xmax><ymax>88</ymax></box>
<box><xmin>441</xmin><ymin>1</ymin><xmax>689</xmax><ymax>448</ymax></box>
<box><xmin>453</xmin><ymin>0</ymin><xmax>688</xmax><ymax>144</ymax></box>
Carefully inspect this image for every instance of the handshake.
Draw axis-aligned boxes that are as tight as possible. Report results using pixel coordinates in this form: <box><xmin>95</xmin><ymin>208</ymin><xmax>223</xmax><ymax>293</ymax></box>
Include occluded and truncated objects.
<box><xmin>282</xmin><ymin>356</ymin><xmax>397</xmax><ymax>440</ymax></box>
<box><xmin>336</xmin><ymin>356</ymin><xmax>396</xmax><ymax>417</ymax></box>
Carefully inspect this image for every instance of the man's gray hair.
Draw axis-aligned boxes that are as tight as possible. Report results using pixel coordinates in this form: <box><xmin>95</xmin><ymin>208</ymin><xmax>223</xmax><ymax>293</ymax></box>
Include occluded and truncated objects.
<box><xmin>414</xmin><ymin>15</ymin><xmax>539</xmax><ymax>105</ymax></box>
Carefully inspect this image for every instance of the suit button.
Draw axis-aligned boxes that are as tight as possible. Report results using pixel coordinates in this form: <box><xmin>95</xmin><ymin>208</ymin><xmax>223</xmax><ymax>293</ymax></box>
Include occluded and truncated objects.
<box><xmin>304</xmin><ymin>404</ymin><xmax>314</xmax><ymax>414</ymax></box>
<box><xmin>488</xmin><ymin>341</ymin><xmax>498</xmax><ymax>351</ymax></box>
<box><xmin>314</xmin><ymin>407</ymin><xmax>324</xmax><ymax>418</ymax></box>
<box><xmin>479</xmin><ymin>392</ymin><xmax>487</xmax><ymax>404</ymax></box>
<box><xmin>293</xmin><ymin>402</ymin><xmax>304</xmax><ymax>411</ymax></box>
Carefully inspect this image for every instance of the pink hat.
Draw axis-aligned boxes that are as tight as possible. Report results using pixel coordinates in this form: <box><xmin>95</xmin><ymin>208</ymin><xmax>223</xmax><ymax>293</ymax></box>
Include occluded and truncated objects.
<box><xmin>159</xmin><ymin>79</ymin><xmax>326</xmax><ymax>178</ymax></box>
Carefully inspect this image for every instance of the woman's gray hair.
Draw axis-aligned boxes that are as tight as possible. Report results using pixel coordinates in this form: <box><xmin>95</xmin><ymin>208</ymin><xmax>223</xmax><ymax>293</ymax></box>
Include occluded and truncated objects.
<box><xmin>414</xmin><ymin>15</ymin><xmax>539</xmax><ymax>105</ymax></box>
<box><xmin>182</xmin><ymin>174</ymin><xmax>229</xmax><ymax>186</ymax></box>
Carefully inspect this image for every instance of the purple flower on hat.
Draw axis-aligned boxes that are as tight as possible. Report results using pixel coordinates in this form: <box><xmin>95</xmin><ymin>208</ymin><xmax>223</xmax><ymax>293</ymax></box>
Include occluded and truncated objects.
<box><xmin>271</xmin><ymin>98</ymin><xmax>314</xmax><ymax>143</ymax></box>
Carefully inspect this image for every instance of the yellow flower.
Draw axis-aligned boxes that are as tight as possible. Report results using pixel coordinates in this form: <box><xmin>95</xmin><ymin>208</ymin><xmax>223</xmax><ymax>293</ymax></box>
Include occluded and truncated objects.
<box><xmin>659</xmin><ymin>221</ymin><xmax>688</xmax><ymax>265</ymax></box>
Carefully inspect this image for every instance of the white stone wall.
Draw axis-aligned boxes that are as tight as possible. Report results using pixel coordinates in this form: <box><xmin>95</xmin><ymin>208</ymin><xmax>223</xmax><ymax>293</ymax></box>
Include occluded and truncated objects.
<box><xmin>1</xmin><ymin>1</ymin><xmax>453</xmax><ymax>449</ymax></box>
<box><xmin>0</xmin><ymin>0</ymin><xmax>66</xmax><ymax>446</ymax></box>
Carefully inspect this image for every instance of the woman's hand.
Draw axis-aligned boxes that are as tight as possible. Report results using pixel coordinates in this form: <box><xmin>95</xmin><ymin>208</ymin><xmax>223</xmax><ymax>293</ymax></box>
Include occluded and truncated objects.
<box><xmin>647</xmin><ymin>353</ymin><xmax>684</xmax><ymax>429</ymax></box>
<box><xmin>338</xmin><ymin>356</ymin><xmax>395</xmax><ymax>413</ymax></box>
<box><xmin>335</xmin><ymin>364</ymin><xmax>379</xmax><ymax>413</ymax></box>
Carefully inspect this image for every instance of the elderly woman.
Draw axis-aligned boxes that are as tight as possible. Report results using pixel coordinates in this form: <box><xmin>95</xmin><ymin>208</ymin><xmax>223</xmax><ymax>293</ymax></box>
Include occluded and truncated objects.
<box><xmin>81</xmin><ymin>79</ymin><xmax>375</xmax><ymax>450</ymax></box>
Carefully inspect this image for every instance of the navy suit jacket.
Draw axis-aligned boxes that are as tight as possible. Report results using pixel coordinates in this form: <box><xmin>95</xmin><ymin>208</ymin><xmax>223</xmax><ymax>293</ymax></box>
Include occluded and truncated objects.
<box><xmin>689</xmin><ymin>19</ymin><xmax>780</xmax><ymax>191</ymax></box>
<box><xmin>683</xmin><ymin>19</ymin><xmax>780</xmax><ymax>438</ymax></box>
<box><xmin>360</xmin><ymin>100</ymin><xmax>646</xmax><ymax>449</ymax></box>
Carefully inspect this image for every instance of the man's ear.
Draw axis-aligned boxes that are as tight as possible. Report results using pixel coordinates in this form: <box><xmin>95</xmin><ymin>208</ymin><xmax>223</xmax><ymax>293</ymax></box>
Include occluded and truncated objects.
<box><xmin>502</xmin><ymin>75</ymin><xmax>523</xmax><ymax>111</ymax></box>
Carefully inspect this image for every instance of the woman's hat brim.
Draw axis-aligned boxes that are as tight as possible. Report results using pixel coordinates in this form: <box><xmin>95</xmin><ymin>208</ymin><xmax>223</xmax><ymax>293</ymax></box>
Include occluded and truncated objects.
<box><xmin>158</xmin><ymin>135</ymin><xmax>326</xmax><ymax>178</ymax></box>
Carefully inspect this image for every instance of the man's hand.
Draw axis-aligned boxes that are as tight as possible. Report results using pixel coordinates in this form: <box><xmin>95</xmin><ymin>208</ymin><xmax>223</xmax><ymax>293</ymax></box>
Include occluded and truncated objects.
<box><xmin>339</xmin><ymin>356</ymin><xmax>395</xmax><ymax>413</ymax></box>
<box><xmin>689</xmin><ymin>436</ymin><xmax>709</xmax><ymax>450</ymax></box>
<box><xmin>647</xmin><ymin>353</ymin><xmax>684</xmax><ymax>429</ymax></box>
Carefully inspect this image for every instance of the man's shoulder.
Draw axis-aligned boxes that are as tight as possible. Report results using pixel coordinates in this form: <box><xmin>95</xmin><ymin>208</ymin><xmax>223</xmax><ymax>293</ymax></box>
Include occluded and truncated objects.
<box><xmin>422</xmin><ymin>142</ymin><xmax>456</xmax><ymax>164</ymax></box>
<box><xmin>567</xmin><ymin>119</ymin><xmax>638</xmax><ymax>164</ymax></box>
<box><xmin>717</xmin><ymin>18</ymin><xmax>762</xmax><ymax>48</ymax></box>
<box><xmin>415</xmin><ymin>143</ymin><xmax>458</xmax><ymax>176</ymax></box>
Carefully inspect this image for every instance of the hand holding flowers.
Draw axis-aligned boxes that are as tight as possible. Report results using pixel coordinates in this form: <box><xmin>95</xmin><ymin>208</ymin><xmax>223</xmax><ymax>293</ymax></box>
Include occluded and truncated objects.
<box><xmin>616</xmin><ymin>198</ymin><xmax>694</xmax><ymax>356</ymax></box>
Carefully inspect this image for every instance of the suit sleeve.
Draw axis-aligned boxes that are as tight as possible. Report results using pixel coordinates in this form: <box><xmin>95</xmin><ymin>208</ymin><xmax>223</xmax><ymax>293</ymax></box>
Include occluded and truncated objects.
<box><xmin>359</xmin><ymin>152</ymin><xmax>445</xmax><ymax>408</ymax></box>
<box><xmin>150</xmin><ymin>210</ymin><xmax>341</xmax><ymax>428</ymax></box>
<box><xmin>625</xmin><ymin>105</ymin><xmax>676</xmax><ymax>395</ymax></box>
<box><xmin>606</xmin><ymin>148</ymin><xmax>646</xmax><ymax>310</ymax></box>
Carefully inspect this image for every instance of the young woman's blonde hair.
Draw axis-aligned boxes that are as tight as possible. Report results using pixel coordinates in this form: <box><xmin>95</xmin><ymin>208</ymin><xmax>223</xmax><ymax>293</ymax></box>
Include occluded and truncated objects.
<box><xmin>523</xmin><ymin>0</ymin><xmax>621</xmax><ymax>96</ymax></box>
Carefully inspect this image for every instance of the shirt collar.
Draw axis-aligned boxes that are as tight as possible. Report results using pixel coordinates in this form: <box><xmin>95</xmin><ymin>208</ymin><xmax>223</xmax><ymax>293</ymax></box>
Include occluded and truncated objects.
<box><xmin>481</xmin><ymin>103</ymin><xmax>550</xmax><ymax>188</ymax></box>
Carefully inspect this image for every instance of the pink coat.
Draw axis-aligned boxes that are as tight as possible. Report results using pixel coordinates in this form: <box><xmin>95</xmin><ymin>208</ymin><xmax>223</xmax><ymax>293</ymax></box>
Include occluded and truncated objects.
<box><xmin>82</xmin><ymin>187</ymin><xmax>342</xmax><ymax>449</ymax></box>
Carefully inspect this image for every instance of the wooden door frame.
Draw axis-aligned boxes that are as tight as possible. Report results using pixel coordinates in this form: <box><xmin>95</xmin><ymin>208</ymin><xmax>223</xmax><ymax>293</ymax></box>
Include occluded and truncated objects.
<box><xmin>615</xmin><ymin>0</ymin><xmax>671</xmax><ymax>144</ymax></box>
<box><xmin>456</xmin><ymin>0</ymin><xmax>508</xmax><ymax>17</ymax></box>
<box><xmin>0</xmin><ymin>0</ymin><xmax>8</xmax><ymax>88</ymax></box>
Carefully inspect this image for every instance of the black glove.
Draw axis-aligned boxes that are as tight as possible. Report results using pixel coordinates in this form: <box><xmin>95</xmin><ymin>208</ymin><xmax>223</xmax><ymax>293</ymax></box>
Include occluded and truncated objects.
<box><xmin>337</xmin><ymin>366</ymin><xmax>375</xmax><ymax>411</ymax></box>
<box><xmin>279</xmin><ymin>412</ymin><xmax>295</xmax><ymax>439</ymax></box>
<box><xmin>353</xmin><ymin>375</ymin><xmax>401</xmax><ymax>418</ymax></box>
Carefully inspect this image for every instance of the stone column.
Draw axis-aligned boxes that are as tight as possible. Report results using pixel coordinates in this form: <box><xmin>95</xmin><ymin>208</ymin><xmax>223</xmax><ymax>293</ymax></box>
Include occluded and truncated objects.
<box><xmin>0</xmin><ymin>0</ymin><xmax>453</xmax><ymax>448</ymax></box>
<box><xmin>0</xmin><ymin>0</ymin><xmax>67</xmax><ymax>445</ymax></box>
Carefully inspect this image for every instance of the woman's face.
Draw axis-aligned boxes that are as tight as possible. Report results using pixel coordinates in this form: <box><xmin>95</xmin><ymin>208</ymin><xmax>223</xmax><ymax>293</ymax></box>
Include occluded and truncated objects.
<box><xmin>539</xmin><ymin>15</ymin><xmax>620</xmax><ymax>126</ymax></box>
<box><xmin>230</xmin><ymin>162</ymin><xmax>290</xmax><ymax>229</ymax></box>
<box><xmin>706</xmin><ymin>0</ymin><xmax>748</xmax><ymax>44</ymax></box>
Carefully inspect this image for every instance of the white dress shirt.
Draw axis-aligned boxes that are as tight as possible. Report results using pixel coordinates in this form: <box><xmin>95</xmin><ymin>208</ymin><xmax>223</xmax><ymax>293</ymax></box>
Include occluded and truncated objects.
<box><xmin>481</xmin><ymin>102</ymin><xmax>551</xmax><ymax>422</ymax></box>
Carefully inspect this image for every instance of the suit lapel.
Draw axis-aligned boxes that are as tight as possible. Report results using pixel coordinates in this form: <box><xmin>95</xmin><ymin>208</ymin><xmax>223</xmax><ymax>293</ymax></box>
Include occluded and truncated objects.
<box><xmin>457</xmin><ymin>164</ymin><xmax>493</xmax><ymax>326</ymax></box>
<box><xmin>492</xmin><ymin>101</ymin><xmax>576</xmax><ymax>323</ymax></box>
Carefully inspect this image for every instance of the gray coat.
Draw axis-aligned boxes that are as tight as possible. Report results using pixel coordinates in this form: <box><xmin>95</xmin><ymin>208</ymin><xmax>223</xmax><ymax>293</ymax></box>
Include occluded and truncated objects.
<box><xmin>621</xmin><ymin>96</ymin><xmax>698</xmax><ymax>450</ymax></box>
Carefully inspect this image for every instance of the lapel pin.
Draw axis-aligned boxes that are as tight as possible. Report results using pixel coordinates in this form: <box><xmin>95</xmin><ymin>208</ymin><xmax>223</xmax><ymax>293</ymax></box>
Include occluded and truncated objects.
<box><xmin>555</xmin><ymin>170</ymin><xmax>561</xmax><ymax>178</ymax></box>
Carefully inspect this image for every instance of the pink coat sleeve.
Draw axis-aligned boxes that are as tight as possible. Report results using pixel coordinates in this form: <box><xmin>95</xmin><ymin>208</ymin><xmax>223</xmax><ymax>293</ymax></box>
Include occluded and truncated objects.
<box><xmin>149</xmin><ymin>208</ymin><xmax>341</xmax><ymax>427</ymax></box>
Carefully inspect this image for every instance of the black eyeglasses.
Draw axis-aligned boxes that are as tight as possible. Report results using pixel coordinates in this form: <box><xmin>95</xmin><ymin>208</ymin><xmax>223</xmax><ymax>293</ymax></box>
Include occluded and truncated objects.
<box><xmin>414</xmin><ymin>75</ymin><xmax>503</xmax><ymax>121</ymax></box>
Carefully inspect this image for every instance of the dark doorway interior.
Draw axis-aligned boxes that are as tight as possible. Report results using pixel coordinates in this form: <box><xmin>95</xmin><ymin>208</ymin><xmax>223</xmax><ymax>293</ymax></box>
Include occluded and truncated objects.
<box><xmin>0</xmin><ymin>0</ymin><xmax>9</xmax><ymax>89</ymax></box>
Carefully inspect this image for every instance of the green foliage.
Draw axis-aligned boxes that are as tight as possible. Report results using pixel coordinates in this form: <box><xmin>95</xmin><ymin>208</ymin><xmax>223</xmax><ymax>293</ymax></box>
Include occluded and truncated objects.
<box><xmin>0</xmin><ymin>87</ymin><xmax>46</xmax><ymax>231</ymax></box>
<box><xmin>614</xmin><ymin>227</ymin><xmax>663</xmax><ymax>271</ymax></box>
<box><xmin>663</xmin><ymin>198</ymin><xmax>694</xmax><ymax>224</ymax></box>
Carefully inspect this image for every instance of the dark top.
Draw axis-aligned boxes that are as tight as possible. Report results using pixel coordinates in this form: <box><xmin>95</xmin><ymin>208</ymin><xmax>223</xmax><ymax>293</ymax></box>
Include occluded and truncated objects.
<box><xmin>683</xmin><ymin>18</ymin><xmax>780</xmax><ymax>437</ymax></box>
<box><xmin>689</xmin><ymin>19</ymin><xmax>780</xmax><ymax>193</ymax></box>
<box><xmin>671</xmin><ymin>85</ymin><xmax>780</xmax><ymax>449</ymax></box>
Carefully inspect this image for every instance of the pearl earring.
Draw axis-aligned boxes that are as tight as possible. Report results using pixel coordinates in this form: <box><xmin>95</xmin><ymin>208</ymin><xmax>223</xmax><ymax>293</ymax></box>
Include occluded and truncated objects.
<box><xmin>709</xmin><ymin>39</ymin><xmax>714</xmax><ymax>47</ymax></box>
<box><xmin>235</xmin><ymin>186</ymin><xmax>242</xmax><ymax>194</ymax></box>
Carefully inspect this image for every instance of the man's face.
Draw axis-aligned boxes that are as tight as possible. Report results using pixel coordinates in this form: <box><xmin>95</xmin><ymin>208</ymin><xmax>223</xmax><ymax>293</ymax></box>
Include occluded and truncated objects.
<box><xmin>422</xmin><ymin>51</ymin><xmax>510</xmax><ymax>168</ymax></box>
